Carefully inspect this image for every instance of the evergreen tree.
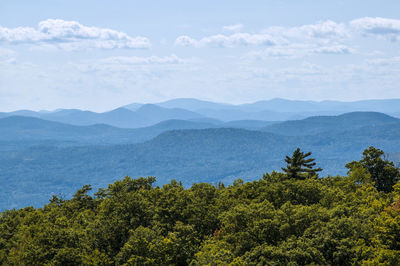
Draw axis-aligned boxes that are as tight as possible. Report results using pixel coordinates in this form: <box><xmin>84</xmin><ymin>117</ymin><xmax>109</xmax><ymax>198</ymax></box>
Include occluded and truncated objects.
<box><xmin>282</xmin><ymin>148</ymin><xmax>322</xmax><ymax>179</ymax></box>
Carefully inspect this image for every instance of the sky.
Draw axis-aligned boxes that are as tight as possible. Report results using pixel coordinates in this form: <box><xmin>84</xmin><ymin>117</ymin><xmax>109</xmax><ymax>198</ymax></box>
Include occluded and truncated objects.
<box><xmin>1</xmin><ymin>0</ymin><xmax>400</xmax><ymax>112</ymax></box>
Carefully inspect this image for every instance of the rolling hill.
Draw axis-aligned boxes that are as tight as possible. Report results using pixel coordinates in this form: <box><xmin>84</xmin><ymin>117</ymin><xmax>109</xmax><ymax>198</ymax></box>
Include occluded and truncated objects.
<box><xmin>129</xmin><ymin>98</ymin><xmax>400</xmax><ymax>122</ymax></box>
<box><xmin>2</xmin><ymin>111</ymin><xmax>400</xmax><ymax>209</ymax></box>
<box><xmin>0</xmin><ymin>105</ymin><xmax>205</xmax><ymax>128</ymax></box>
<box><xmin>3</xmin><ymin>98</ymin><xmax>400</xmax><ymax>128</ymax></box>
<box><xmin>262</xmin><ymin>112</ymin><xmax>400</xmax><ymax>136</ymax></box>
<box><xmin>0</xmin><ymin>116</ymin><xmax>220</xmax><ymax>149</ymax></box>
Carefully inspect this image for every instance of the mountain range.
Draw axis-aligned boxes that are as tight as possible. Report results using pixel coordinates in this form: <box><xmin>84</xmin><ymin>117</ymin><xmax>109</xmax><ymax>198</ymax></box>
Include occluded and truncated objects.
<box><xmin>2</xmin><ymin>98</ymin><xmax>400</xmax><ymax>128</ymax></box>
<box><xmin>0</xmin><ymin>105</ymin><xmax>203</xmax><ymax>128</ymax></box>
<box><xmin>125</xmin><ymin>98</ymin><xmax>400</xmax><ymax>113</ymax></box>
<box><xmin>0</xmin><ymin>116</ymin><xmax>278</xmax><ymax>151</ymax></box>
<box><xmin>1</xmin><ymin>106</ymin><xmax>400</xmax><ymax>209</ymax></box>
<box><xmin>262</xmin><ymin>112</ymin><xmax>400</xmax><ymax>136</ymax></box>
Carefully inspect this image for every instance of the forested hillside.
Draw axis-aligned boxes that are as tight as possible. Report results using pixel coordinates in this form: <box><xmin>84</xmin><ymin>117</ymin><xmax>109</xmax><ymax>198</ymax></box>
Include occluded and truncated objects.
<box><xmin>262</xmin><ymin>112</ymin><xmax>399</xmax><ymax>136</ymax></box>
<box><xmin>2</xmin><ymin>112</ymin><xmax>400</xmax><ymax>209</ymax></box>
<box><xmin>1</xmin><ymin>147</ymin><xmax>400</xmax><ymax>265</ymax></box>
<box><xmin>0</xmin><ymin>116</ymin><xmax>219</xmax><ymax>148</ymax></box>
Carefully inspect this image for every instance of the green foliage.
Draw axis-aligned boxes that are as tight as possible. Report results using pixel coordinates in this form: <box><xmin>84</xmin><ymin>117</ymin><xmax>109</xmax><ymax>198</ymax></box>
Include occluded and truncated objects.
<box><xmin>1</xmin><ymin>149</ymin><xmax>400</xmax><ymax>265</ymax></box>
<box><xmin>282</xmin><ymin>148</ymin><xmax>322</xmax><ymax>179</ymax></box>
<box><xmin>346</xmin><ymin>146</ymin><xmax>400</xmax><ymax>192</ymax></box>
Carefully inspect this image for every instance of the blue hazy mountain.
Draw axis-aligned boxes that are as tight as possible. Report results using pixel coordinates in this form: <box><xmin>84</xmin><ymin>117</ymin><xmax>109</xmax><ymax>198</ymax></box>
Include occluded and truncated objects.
<box><xmin>127</xmin><ymin>98</ymin><xmax>400</xmax><ymax>122</ymax></box>
<box><xmin>2</xmin><ymin>112</ymin><xmax>400</xmax><ymax>209</ymax></box>
<box><xmin>2</xmin><ymin>112</ymin><xmax>393</xmax><ymax>147</ymax></box>
<box><xmin>221</xmin><ymin>120</ymin><xmax>276</xmax><ymax>130</ymax></box>
<box><xmin>0</xmin><ymin>105</ymin><xmax>206</xmax><ymax>128</ymax></box>
<box><xmin>124</xmin><ymin>98</ymin><xmax>234</xmax><ymax>112</ymax></box>
<box><xmin>191</xmin><ymin>108</ymin><xmax>288</xmax><ymax>121</ymax></box>
<box><xmin>191</xmin><ymin>108</ymin><xmax>346</xmax><ymax>121</ymax></box>
<box><xmin>50</xmin><ymin>105</ymin><xmax>204</xmax><ymax>128</ymax></box>
<box><xmin>0</xmin><ymin>116</ymin><xmax>220</xmax><ymax>148</ymax></box>
<box><xmin>1</xmin><ymin>124</ymin><xmax>400</xmax><ymax>209</ymax></box>
<box><xmin>0</xmin><ymin>115</ymin><xmax>277</xmax><ymax>150</ymax></box>
<box><xmin>3</xmin><ymin>98</ymin><xmax>400</xmax><ymax>128</ymax></box>
<box><xmin>154</xmin><ymin>98</ymin><xmax>233</xmax><ymax>111</ymax></box>
<box><xmin>134</xmin><ymin>104</ymin><xmax>204</xmax><ymax>122</ymax></box>
<box><xmin>0</xmin><ymin>116</ymin><xmax>136</xmax><ymax>146</ymax></box>
<box><xmin>160</xmin><ymin>98</ymin><xmax>400</xmax><ymax>113</ymax></box>
<box><xmin>121</xmin><ymin>102</ymin><xmax>143</xmax><ymax>111</ymax></box>
<box><xmin>262</xmin><ymin>112</ymin><xmax>400</xmax><ymax>136</ymax></box>
<box><xmin>192</xmin><ymin>98</ymin><xmax>400</xmax><ymax>120</ymax></box>
<box><xmin>237</xmin><ymin>98</ymin><xmax>400</xmax><ymax>113</ymax></box>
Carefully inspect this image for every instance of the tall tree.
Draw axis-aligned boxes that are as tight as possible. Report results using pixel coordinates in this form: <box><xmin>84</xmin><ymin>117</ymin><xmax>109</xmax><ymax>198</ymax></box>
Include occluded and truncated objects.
<box><xmin>282</xmin><ymin>148</ymin><xmax>322</xmax><ymax>179</ymax></box>
<box><xmin>346</xmin><ymin>146</ymin><xmax>400</xmax><ymax>192</ymax></box>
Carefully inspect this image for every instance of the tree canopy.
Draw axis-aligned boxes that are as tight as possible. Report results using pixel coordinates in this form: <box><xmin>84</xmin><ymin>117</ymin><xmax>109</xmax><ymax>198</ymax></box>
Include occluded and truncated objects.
<box><xmin>1</xmin><ymin>147</ymin><xmax>400</xmax><ymax>265</ymax></box>
<box><xmin>346</xmin><ymin>146</ymin><xmax>400</xmax><ymax>192</ymax></box>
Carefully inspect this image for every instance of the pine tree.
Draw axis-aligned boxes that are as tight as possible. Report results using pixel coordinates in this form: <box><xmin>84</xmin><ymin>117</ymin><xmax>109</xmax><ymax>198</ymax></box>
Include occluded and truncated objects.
<box><xmin>282</xmin><ymin>148</ymin><xmax>322</xmax><ymax>179</ymax></box>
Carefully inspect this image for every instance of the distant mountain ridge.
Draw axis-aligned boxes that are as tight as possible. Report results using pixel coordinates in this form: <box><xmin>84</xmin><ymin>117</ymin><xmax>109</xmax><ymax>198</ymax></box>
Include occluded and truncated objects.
<box><xmin>262</xmin><ymin>112</ymin><xmax>400</xmax><ymax>136</ymax></box>
<box><xmin>2</xmin><ymin>98</ymin><xmax>400</xmax><ymax>128</ymax></box>
<box><xmin>2</xmin><ymin>112</ymin><xmax>395</xmax><ymax>149</ymax></box>
<box><xmin>122</xmin><ymin>98</ymin><xmax>400</xmax><ymax>113</ymax></box>
<box><xmin>3</xmin><ymin>112</ymin><xmax>400</xmax><ymax>209</ymax></box>
<box><xmin>0</xmin><ymin>116</ymin><xmax>219</xmax><ymax>148</ymax></box>
<box><xmin>0</xmin><ymin>115</ymin><xmax>278</xmax><ymax>152</ymax></box>
<box><xmin>0</xmin><ymin>105</ymin><xmax>204</xmax><ymax>128</ymax></box>
<box><xmin>2</xmin><ymin>98</ymin><xmax>400</xmax><ymax>209</ymax></box>
<box><xmin>124</xmin><ymin>97</ymin><xmax>400</xmax><ymax>113</ymax></box>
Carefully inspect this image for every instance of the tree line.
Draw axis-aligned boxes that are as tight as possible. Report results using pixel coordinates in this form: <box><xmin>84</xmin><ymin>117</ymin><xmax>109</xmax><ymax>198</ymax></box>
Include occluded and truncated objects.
<box><xmin>0</xmin><ymin>146</ymin><xmax>400</xmax><ymax>265</ymax></box>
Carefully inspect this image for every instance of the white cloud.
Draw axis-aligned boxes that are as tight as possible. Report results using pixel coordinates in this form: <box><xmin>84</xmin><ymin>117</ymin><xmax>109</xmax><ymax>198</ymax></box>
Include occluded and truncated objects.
<box><xmin>176</xmin><ymin>20</ymin><xmax>349</xmax><ymax>48</ymax></box>
<box><xmin>246</xmin><ymin>43</ymin><xmax>354</xmax><ymax>61</ymax></box>
<box><xmin>0</xmin><ymin>19</ymin><xmax>150</xmax><ymax>50</ymax></box>
<box><xmin>175</xmin><ymin>32</ymin><xmax>278</xmax><ymax>47</ymax></box>
<box><xmin>174</xmin><ymin>17</ymin><xmax>398</xmax><ymax>55</ymax></box>
<box><xmin>179</xmin><ymin>20</ymin><xmax>356</xmax><ymax>60</ymax></box>
<box><xmin>99</xmin><ymin>54</ymin><xmax>186</xmax><ymax>65</ymax></box>
<box><xmin>350</xmin><ymin>17</ymin><xmax>400</xmax><ymax>41</ymax></box>
<box><xmin>174</xmin><ymin>35</ymin><xmax>198</xmax><ymax>47</ymax></box>
<box><xmin>76</xmin><ymin>54</ymin><xmax>189</xmax><ymax>72</ymax></box>
<box><xmin>222</xmin><ymin>24</ymin><xmax>243</xmax><ymax>32</ymax></box>
<box><xmin>288</xmin><ymin>20</ymin><xmax>349</xmax><ymax>39</ymax></box>
<box><xmin>312</xmin><ymin>44</ymin><xmax>354</xmax><ymax>54</ymax></box>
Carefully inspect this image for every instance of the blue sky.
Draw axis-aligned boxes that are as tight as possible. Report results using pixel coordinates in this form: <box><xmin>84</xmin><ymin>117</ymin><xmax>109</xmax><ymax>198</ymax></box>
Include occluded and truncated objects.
<box><xmin>1</xmin><ymin>0</ymin><xmax>400</xmax><ymax>111</ymax></box>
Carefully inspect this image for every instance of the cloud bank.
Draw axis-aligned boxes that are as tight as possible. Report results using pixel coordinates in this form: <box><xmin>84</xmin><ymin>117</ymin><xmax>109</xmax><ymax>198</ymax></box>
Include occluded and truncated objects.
<box><xmin>175</xmin><ymin>33</ymin><xmax>279</xmax><ymax>47</ymax></box>
<box><xmin>0</xmin><ymin>19</ymin><xmax>150</xmax><ymax>50</ymax></box>
<box><xmin>175</xmin><ymin>20</ymin><xmax>349</xmax><ymax>48</ymax></box>
<box><xmin>350</xmin><ymin>17</ymin><xmax>400</xmax><ymax>42</ymax></box>
<box><xmin>175</xmin><ymin>17</ymin><xmax>400</xmax><ymax>50</ymax></box>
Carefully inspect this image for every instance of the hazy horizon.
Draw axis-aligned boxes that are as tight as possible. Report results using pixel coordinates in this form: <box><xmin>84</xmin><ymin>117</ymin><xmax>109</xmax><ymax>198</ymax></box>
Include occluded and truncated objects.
<box><xmin>1</xmin><ymin>0</ymin><xmax>400</xmax><ymax>112</ymax></box>
<box><xmin>2</xmin><ymin>97</ymin><xmax>400</xmax><ymax>113</ymax></box>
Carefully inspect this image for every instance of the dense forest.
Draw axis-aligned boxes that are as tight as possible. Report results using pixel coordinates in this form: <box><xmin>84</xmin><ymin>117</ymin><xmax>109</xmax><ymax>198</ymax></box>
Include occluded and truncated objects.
<box><xmin>1</xmin><ymin>146</ymin><xmax>400</xmax><ymax>265</ymax></box>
